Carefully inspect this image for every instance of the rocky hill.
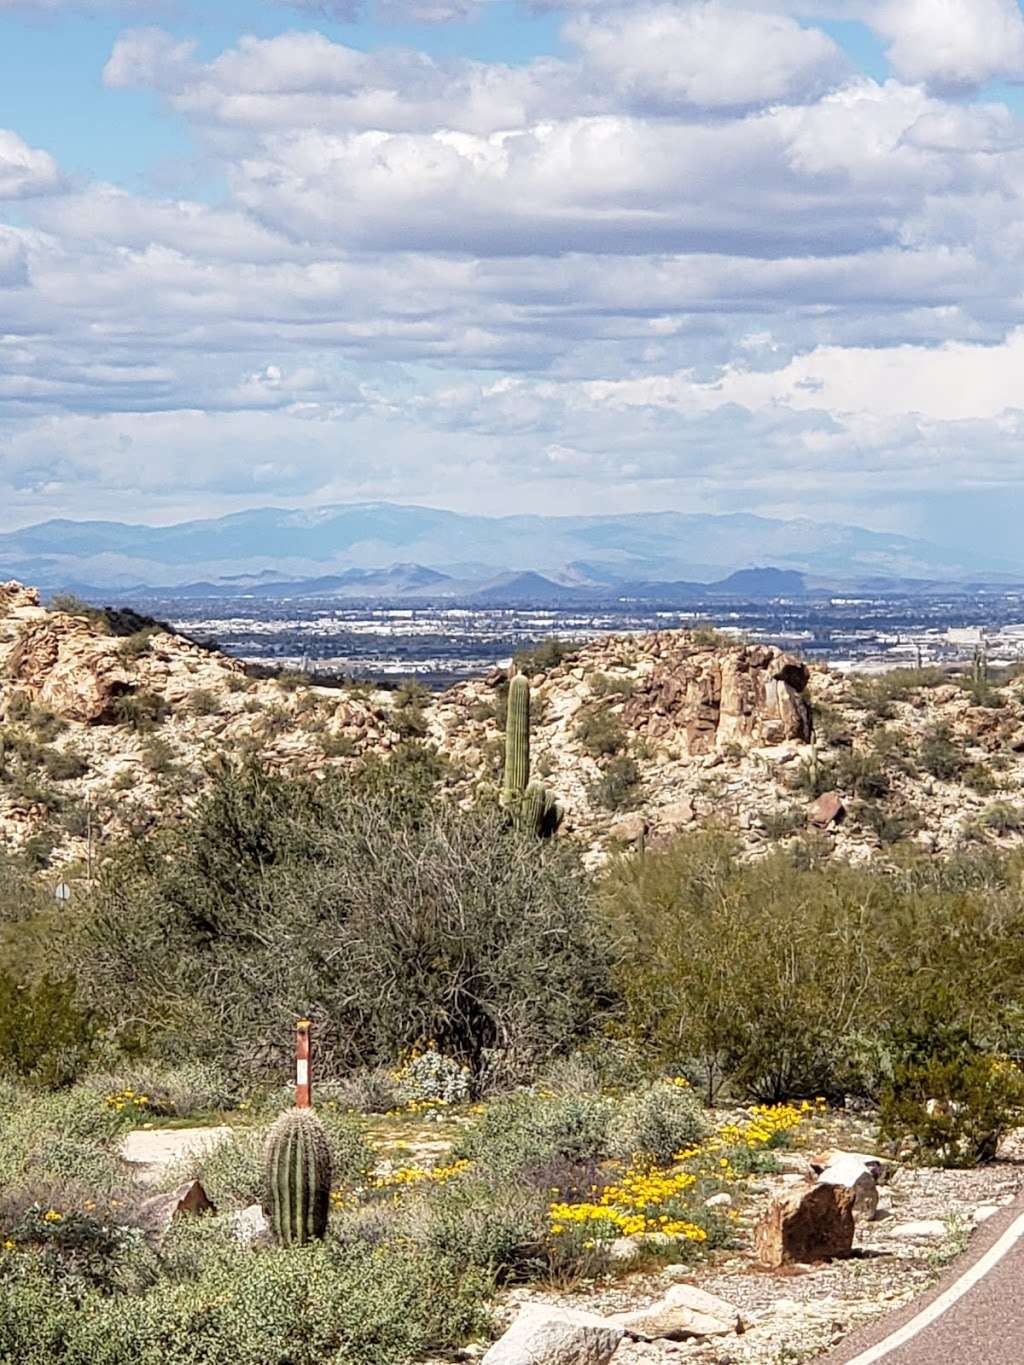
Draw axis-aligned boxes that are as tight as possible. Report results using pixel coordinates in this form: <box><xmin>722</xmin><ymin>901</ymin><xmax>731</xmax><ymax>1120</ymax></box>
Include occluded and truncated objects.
<box><xmin>2</xmin><ymin>581</ymin><xmax>1023</xmax><ymax>872</ymax></box>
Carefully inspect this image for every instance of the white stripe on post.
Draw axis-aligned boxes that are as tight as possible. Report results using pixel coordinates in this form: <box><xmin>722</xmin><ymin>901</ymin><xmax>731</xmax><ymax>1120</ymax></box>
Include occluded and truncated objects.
<box><xmin>295</xmin><ymin>1019</ymin><xmax>312</xmax><ymax>1109</ymax></box>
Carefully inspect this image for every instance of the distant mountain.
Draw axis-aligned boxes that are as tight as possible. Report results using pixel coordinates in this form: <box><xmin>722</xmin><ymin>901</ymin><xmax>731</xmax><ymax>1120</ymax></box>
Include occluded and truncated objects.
<box><xmin>1</xmin><ymin>502</ymin><xmax>1019</xmax><ymax>590</ymax></box>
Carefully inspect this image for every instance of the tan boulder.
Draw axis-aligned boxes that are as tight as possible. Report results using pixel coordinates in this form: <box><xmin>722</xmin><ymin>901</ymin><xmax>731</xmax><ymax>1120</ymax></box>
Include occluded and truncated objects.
<box><xmin>754</xmin><ymin>1182</ymin><xmax>856</xmax><ymax>1267</ymax></box>
<box><xmin>8</xmin><ymin>619</ymin><xmax>132</xmax><ymax>723</ymax></box>
<box><xmin>810</xmin><ymin>791</ymin><xmax>845</xmax><ymax>828</ymax></box>
<box><xmin>610</xmin><ymin>1284</ymin><xmax>744</xmax><ymax>1341</ymax></box>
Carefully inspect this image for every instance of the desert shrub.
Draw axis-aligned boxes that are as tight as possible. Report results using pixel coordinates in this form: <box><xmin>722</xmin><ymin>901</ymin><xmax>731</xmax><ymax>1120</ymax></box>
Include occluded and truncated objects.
<box><xmin>141</xmin><ymin>737</ymin><xmax>176</xmax><ymax>776</ymax></box>
<box><xmin>112</xmin><ymin>692</ymin><xmax>169</xmax><ymax>734</ymax></box>
<box><xmin>964</xmin><ymin>762</ymin><xmax>999</xmax><ymax>795</ymax></box>
<box><xmin>178</xmin><ymin>1126</ymin><xmax>265</xmax><ymax>1208</ymax></box>
<box><xmin>454</xmin><ymin>1092</ymin><xmax>614</xmax><ymax>1178</ymax></box>
<box><xmin>575</xmin><ymin>707</ymin><xmax>625</xmax><ymax>757</ymax></box>
<box><xmin>588</xmin><ymin>672</ymin><xmax>635</xmax><ymax>699</ymax></box>
<box><xmin>0</xmin><ymin>1240</ymin><xmax>492</xmax><ymax>1365</ymax></box>
<box><xmin>84</xmin><ymin>1061</ymin><xmax>236</xmax><ymax>1119</ymax></box>
<box><xmin>589</xmin><ymin>755</ymin><xmax>640</xmax><ymax>810</ymax></box>
<box><xmin>512</xmin><ymin>638</ymin><xmax>576</xmax><ymax>676</ymax></box>
<box><xmin>919</xmin><ymin>724</ymin><xmax>968</xmax><ymax>781</ymax></box>
<box><xmin>849</xmin><ymin>667</ymin><xmax>946</xmax><ymax>718</ymax></box>
<box><xmin>0</xmin><ymin>974</ymin><xmax>96</xmax><ymax>1088</ymax></box>
<box><xmin>42</xmin><ymin>747</ymin><xmax>89</xmax><ymax>782</ymax></box>
<box><xmin>788</xmin><ymin>753</ymin><xmax>836</xmax><ymax>798</ymax></box>
<box><xmin>610</xmin><ymin>1082</ymin><xmax>710</xmax><ymax>1164</ymax></box>
<box><xmin>982</xmin><ymin>802</ymin><xmax>1024</xmax><ymax>836</ymax></box>
<box><xmin>321</xmin><ymin>733</ymin><xmax>357</xmax><ymax>758</ymax></box>
<box><xmin>28</xmin><ymin>707</ymin><xmax>65</xmax><ymax>742</ymax></box>
<box><xmin>74</xmin><ymin>761</ymin><xmax>611</xmax><ymax>1084</ymax></box>
<box><xmin>833</xmin><ymin>747</ymin><xmax>890</xmax><ymax>799</ymax></box>
<box><xmin>854</xmin><ymin>800</ymin><xmax>921</xmax><ymax>846</ymax></box>
<box><xmin>0</xmin><ymin>1085</ymin><xmax>130</xmax><ymax>1195</ymax></box>
<box><xmin>760</xmin><ymin>806</ymin><xmax>806</xmax><ymax>840</ymax></box>
<box><xmin>420</xmin><ymin>1170</ymin><xmax>547</xmax><ymax>1280</ymax></box>
<box><xmin>393</xmin><ymin>1048</ymin><xmax>471</xmax><ymax>1107</ymax></box>
<box><xmin>319</xmin><ymin>1069</ymin><xmax>401</xmax><ymax>1115</ymax></box>
<box><xmin>117</xmin><ymin>629</ymin><xmax>160</xmax><ymax>662</ymax></box>
<box><xmin>275</xmin><ymin>669</ymin><xmax>310</xmax><ymax>692</ymax></box>
<box><xmin>879</xmin><ymin>1051</ymin><xmax>1024</xmax><ymax>1168</ymax></box>
<box><xmin>689</xmin><ymin>625</ymin><xmax>734</xmax><ymax>648</ymax></box>
<box><xmin>187</xmin><ymin>689</ymin><xmax>220</xmax><ymax>717</ymax></box>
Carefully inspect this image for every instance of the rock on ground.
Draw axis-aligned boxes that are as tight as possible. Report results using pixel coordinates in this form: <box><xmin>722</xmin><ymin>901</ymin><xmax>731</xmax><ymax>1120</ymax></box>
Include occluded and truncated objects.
<box><xmin>482</xmin><ymin>1305</ymin><xmax>624</xmax><ymax>1365</ymax></box>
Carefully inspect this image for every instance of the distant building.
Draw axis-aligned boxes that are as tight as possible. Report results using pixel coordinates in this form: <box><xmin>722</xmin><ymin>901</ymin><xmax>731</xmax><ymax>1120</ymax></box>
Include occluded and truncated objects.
<box><xmin>945</xmin><ymin>627</ymin><xmax>985</xmax><ymax>647</ymax></box>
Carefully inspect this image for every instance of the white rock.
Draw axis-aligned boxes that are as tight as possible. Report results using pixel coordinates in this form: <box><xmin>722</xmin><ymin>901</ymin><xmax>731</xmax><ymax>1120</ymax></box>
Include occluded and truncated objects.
<box><xmin>482</xmin><ymin>1306</ymin><xmax>624</xmax><ymax>1365</ymax></box>
<box><xmin>607</xmin><ymin>1236</ymin><xmax>642</xmax><ymax>1265</ymax></box>
<box><xmin>973</xmin><ymin>1205</ymin><xmax>1000</xmax><ymax>1225</ymax></box>
<box><xmin>225</xmin><ymin>1203</ymin><xmax>272</xmax><ymax>1247</ymax></box>
<box><xmin>705</xmin><ymin>1192</ymin><xmax>733</xmax><ymax>1209</ymax></box>
<box><xmin>609</xmin><ymin>1285</ymin><xmax>743</xmax><ymax>1341</ymax></box>
<box><xmin>891</xmin><ymin>1219</ymin><xmax>948</xmax><ymax>1240</ymax></box>
<box><xmin>815</xmin><ymin>1155</ymin><xmax>880</xmax><ymax>1222</ymax></box>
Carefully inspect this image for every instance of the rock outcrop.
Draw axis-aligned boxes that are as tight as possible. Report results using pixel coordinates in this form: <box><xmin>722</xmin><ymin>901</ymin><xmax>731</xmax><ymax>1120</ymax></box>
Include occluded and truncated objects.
<box><xmin>754</xmin><ymin>1182</ymin><xmax>856</xmax><ymax>1267</ymax></box>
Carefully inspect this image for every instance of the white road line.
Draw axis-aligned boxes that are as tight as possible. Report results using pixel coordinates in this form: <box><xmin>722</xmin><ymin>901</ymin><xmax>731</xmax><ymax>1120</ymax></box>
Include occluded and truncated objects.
<box><xmin>843</xmin><ymin>1209</ymin><xmax>1024</xmax><ymax>1364</ymax></box>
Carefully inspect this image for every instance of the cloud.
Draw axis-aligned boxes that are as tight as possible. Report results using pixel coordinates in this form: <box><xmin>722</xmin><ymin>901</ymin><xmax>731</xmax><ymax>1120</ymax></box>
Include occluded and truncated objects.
<box><xmin>0</xmin><ymin>130</ymin><xmax>60</xmax><ymax>199</ymax></box>
<box><xmin>871</xmin><ymin>0</ymin><xmax>1024</xmax><ymax>92</ymax></box>
<box><xmin>568</xmin><ymin>3</ymin><xmax>848</xmax><ymax>113</ymax></box>
<box><xmin>278</xmin><ymin>0</ymin><xmax>479</xmax><ymax>22</ymax></box>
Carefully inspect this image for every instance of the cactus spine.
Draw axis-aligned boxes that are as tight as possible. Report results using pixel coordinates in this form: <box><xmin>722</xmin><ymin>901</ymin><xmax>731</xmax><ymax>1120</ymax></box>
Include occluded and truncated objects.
<box><xmin>502</xmin><ymin>673</ymin><xmax>562</xmax><ymax>838</ymax></box>
<box><xmin>263</xmin><ymin>1107</ymin><xmax>332</xmax><ymax>1247</ymax></box>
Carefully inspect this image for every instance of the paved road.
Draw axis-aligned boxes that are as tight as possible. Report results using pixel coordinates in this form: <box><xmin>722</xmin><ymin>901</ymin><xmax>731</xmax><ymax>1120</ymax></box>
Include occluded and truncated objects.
<box><xmin>822</xmin><ymin>1189</ymin><xmax>1024</xmax><ymax>1364</ymax></box>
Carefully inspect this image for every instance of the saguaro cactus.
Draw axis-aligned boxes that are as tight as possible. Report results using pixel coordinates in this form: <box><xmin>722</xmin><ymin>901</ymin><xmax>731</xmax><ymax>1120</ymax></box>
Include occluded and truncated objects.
<box><xmin>502</xmin><ymin>673</ymin><xmax>562</xmax><ymax>837</ymax></box>
<box><xmin>503</xmin><ymin>673</ymin><xmax>531</xmax><ymax>802</ymax></box>
<box><xmin>264</xmin><ymin>1107</ymin><xmax>332</xmax><ymax>1247</ymax></box>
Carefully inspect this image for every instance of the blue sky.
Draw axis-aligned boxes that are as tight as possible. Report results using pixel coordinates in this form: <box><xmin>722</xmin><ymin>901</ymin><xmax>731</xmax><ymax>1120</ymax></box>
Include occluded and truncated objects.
<box><xmin>2</xmin><ymin>0</ymin><xmax>1024</xmax><ymax>560</ymax></box>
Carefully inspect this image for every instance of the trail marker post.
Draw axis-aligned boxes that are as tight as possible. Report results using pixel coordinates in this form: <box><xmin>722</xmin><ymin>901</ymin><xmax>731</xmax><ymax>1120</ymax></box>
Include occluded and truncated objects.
<box><xmin>295</xmin><ymin>1019</ymin><xmax>312</xmax><ymax>1109</ymax></box>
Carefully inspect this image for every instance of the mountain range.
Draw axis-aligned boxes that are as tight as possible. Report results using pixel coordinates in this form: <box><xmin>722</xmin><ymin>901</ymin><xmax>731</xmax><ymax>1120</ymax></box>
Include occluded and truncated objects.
<box><xmin>0</xmin><ymin>503</ymin><xmax>1020</xmax><ymax>598</ymax></box>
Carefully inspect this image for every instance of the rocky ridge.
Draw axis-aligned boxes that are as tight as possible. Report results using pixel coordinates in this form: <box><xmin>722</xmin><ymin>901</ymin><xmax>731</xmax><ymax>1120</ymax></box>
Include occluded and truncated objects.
<box><xmin>2</xmin><ymin>582</ymin><xmax>1024</xmax><ymax>869</ymax></box>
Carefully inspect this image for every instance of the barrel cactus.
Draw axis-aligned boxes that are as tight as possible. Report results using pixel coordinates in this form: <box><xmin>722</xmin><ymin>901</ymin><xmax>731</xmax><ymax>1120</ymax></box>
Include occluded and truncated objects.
<box><xmin>502</xmin><ymin>674</ymin><xmax>562</xmax><ymax>838</ymax></box>
<box><xmin>263</xmin><ymin>1107</ymin><xmax>332</xmax><ymax>1247</ymax></box>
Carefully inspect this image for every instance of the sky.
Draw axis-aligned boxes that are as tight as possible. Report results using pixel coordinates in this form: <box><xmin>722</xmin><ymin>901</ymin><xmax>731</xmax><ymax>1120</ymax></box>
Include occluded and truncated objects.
<box><xmin>2</xmin><ymin>0</ymin><xmax>1024</xmax><ymax>556</ymax></box>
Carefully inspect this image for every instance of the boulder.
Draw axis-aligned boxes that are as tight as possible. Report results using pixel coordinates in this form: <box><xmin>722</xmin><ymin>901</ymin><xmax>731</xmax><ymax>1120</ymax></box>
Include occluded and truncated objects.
<box><xmin>135</xmin><ymin>1180</ymin><xmax>216</xmax><ymax>1244</ymax></box>
<box><xmin>810</xmin><ymin>791</ymin><xmax>845</xmax><ymax>828</ymax></box>
<box><xmin>608</xmin><ymin>813</ymin><xmax>647</xmax><ymax>845</ymax></box>
<box><xmin>754</xmin><ymin>1182</ymin><xmax>856</xmax><ymax>1267</ymax></box>
<box><xmin>815</xmin><ymin>1155</ymin><xmax>879</xmax><ymax>1222</ymax></box>
<box><xmin>656</xmin><ymin>798</ymin><xmax>695</xmax><ymax>833</ymax></box>
<box><xmin>224</xmin><ymin>1203</ymin><xmax>273</xmax><ymax>1247</ymax></box>
<box><xmin>481</xmin><ymin>1305</ymin><xmax>623</xmax><ymax>1365</ymax></box>
<box><xmin>610</xmin><ymin>1284</ymin><xmax>744</xmax><ymax>1341</ymax></box>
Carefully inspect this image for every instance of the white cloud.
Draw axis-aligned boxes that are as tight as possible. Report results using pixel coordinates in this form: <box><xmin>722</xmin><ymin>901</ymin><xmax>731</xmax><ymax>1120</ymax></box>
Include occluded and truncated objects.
<box><xmin>0</xmin><ymin>130</ymin><xmax>60</xmax><ymax>199</ymax></box>
<box><xmin>569</xmin><ymin>3</ymin><xmax>847</xmax><ymax>112</ymax></box>
<box><xmin>871</xmin><ymin>0</ymin><xmax>1024</xmax><ymax>92</ymax></box>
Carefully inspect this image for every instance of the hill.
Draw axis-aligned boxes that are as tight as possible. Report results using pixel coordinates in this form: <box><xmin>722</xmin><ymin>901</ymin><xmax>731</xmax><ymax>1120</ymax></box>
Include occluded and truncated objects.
<box><xmin>1</xmin><ymin>504</ymin><xmax>1019</xmax><ymax>590</ymax></box>
<box><xmin>2</xmin><ymin>580</ymin><xmax>1023</xmax><ymax>873</ymax></box>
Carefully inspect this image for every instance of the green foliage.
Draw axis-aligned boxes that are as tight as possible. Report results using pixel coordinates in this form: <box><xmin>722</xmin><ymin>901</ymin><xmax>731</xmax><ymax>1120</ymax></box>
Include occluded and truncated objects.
<box><xmin>75</xmin><ymin>762</ymin><xmax>608</xmax><ymax>1082</ymax></box>
<box><xmin>265</xmin><ymin>1107</ymin><xmax>332</xmax><ymax>1246</ymax></box>
<box><xmin>0</xmin><ymin>974</ymin><xmax>96</xmax><ymax>1088</ymax></box>
<box><xmin>601</xmin><ymin>831</ymin><xmax>1024</xmax><ymax>1105</ymax></box>
<box><xmin>390</xmin><ymin>678</ymin><xmax>431</xmax><ymax>739</ymax></box>
<box><xmin>849</xmin><ymin>667</ymin><xmax>946</xmax><ymax>718</ymax></box>
<box><xmin>574</xmin><ymin>706</ymin><xmax>626</xmax><ymax>757</ymax></box>
<box><xmin>112</xmin><ymin>691</ymin><xmax>169</xmax><ymax>734</ymax></box>
<box><xmin>41</xmin><ymin>747</ymin><xmax>89</xmax><ymax>782</ymax></box>
<box><xmin>981</xmin><ymin>802</ymin><xmax>1024</xmax><ymax>836</ymax></box>
<box><xmin>141</xmin><ymin>737</ymin><xmax>177</xmax><ymax>775</ymax></box>
<box><xmin>117</xmin><ymin>629</ymin><xmax>158</xmax><ymax>662</ymax></box>
<box><xmin>454</xmin><ymin>1091</ymin><xmax>614</xmax><ymax>1178</ymax></box>
<box><xmin>610</xmin><ymin>1082</ymin><xmax>710</xmax><ymax>1164</ymax></box>
<box><xmin>511</xmin><ymin>637</ymin><xmax>576</xmax><ymax>676</ymax></box>
<box><xmin>0</xmin><ymin>1239</ymin><xmax>492</xmax><ymax>1365</ymax></box>
<box><xmin>588</xmin><ymin>672</ymin><xmax>635</xmax><ymax>699</ymax></box>
<box><xmin>880</xmin><ymin>1051</ymin><xmax>1024</xmax><ymax>1167</ymax></box>
<box><xmin>589</xmin><ymin>755</ymin><xmax>640</xmax><ymax>811</ymax></box>
<box><xmin>919</xmin><ymin>723</ymin><xmax>968</xmax><ymax>781</ymax></box>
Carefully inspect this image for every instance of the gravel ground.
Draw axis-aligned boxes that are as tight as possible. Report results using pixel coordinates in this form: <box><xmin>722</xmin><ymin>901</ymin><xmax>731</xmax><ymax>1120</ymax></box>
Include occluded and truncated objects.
<box><xmin>473</xmin><ymin>1119</ymin><xmax>1024</xmax><ymax>1365</ymax></box>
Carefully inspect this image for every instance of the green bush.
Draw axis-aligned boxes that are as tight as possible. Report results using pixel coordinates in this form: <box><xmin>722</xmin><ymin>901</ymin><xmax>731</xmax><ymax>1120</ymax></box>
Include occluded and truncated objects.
<box><xmin>75</xmin><ymin>763</ymin><xmax>611</xmax><ymax>1084</ymax></box>
<box><xmin>0</xmin><ymin>1240</ymin><xmax>492</xmax><ymax>1365</ymax></box>
<box><xmin>112</xmin><ymin>692</ymin><xmax>169</xmax><ymax>734</ymax></box>
<box><xmin>589</xmin><ymin>755</ymin><xmax>640</xmax><ymax>810</ymax></box>
<box><xmin>880</xmin><ymin>1052</ymin><xmax>1024</xmax><ymax>1167</ymax></box>
<box><xmin>42</xmin><ymin>748</ymin><xmax>89</xmax><ymax>782</ymax></box>
<box><xmin>919</xmin><ymin>724</ymin><xmax>968</xmax><ymax>781</ymax></box>
<box><xmin>0</xmin><ymin>974</ymin><xmax>96</xmax><ymax>1088</ymax></box>
<box><xmin>575</xmin><ymin>707</ymin><xmax>626</xmax><ymax>757</ymax></box>
<box><xmin>512</xmin><ymin>638</ymin><xmax>576</xmax><ymax>676</ymax></box>
<box><xmin>610</xmin><ymin>1082</ymin><xmax>710</xmax><ymax>1164</ymax></box>
<box><xmin>454</xmin><ymin>1092</ymin><xmax>614</xmax><ymax>1178</ymax></box>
